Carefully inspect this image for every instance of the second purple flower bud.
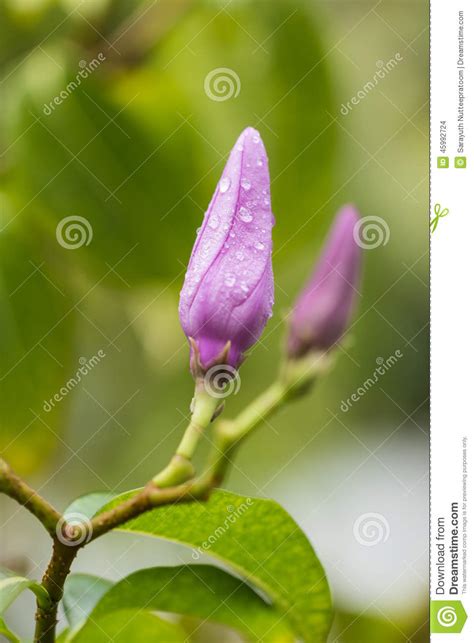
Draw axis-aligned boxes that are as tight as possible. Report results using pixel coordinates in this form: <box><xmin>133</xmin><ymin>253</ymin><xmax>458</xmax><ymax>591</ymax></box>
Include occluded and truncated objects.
<box><xmin>287</xmin><ymin>205</ymin><xmax>363</xmax><ymax>360</ymax></box>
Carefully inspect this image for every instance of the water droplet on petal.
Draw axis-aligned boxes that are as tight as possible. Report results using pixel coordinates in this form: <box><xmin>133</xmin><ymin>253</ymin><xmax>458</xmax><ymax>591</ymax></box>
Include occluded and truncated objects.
<box><xmin>236</xmin><ymin>250</ymin><xmax>244</xmax><ymax>261</ymax></box>
<box><xmin>196</xmin><ymin>226</ymin><xmax>201</xmax><ymax>235</ymax></box>
<box><xmin>241</xmin><ymin>282</ymin><xmax>249</xmax><ymax>293</ymax></box>
<box><xmin>239</xmin><ymin>206</ymin><xmax>253</xmax><ymax>223</ymax></box>
<box><xmin>252</xmin><ymin>134</ymin><xmax>260</xmax><ymax>143</ymax></box>
<box><xmin>257</xmin><ymin>159</ymin><xmax>263</xmax><ymax>167</ymax></box>
<box><xmin>255</xmin><ymin>241</ymin><xmax>265</xmax><ymax>251</ymax></box>
<box><xmin>209</xmin><ymin>215</ymin><xmax>219</xmax><ymax>229</ymax></box>
<box><xmin>225</xmin><ymin>273</ymin><xmax>236</xmax><ymax>287</ymax></box>
<box><xmin>219</xmin><ymin>177</ymin><xmax>231</xmax><ymax>193</ymax></box>
<box><xmin>241</xmin><ymin>178</ymin><xmax>251</xmax><ymax>191</ymax></box>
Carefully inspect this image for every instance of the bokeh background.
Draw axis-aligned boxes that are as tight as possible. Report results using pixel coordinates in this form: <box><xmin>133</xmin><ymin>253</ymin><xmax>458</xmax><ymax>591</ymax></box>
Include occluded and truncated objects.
<box><xmin>0</xmin><ymin>0</ymin><xmax>429</xmax><ymax>640</ymax></box>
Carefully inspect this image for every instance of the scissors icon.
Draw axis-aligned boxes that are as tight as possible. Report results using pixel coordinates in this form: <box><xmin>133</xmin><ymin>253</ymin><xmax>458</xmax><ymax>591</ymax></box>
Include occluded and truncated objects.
<box><xmin>430</xmin><ymin>203</ymin><xmax>449</xmax><ymax>233</ymax></box>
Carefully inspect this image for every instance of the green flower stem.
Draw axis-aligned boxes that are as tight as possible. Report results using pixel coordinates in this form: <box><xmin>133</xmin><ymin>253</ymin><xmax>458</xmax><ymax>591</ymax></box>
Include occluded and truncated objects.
<box><xmin>176</xmin><ymin>385</ymin><xmax>221</xmax><ymax>459</ymax></box>
<box><xmin>152</xmin><ymin>384</ymin><xmax>221</xmax><ymax>487</ymax></box>
<box><xmin>209</xmin><ymin>352</ymin><xmax>332</xmax><ymax>483</ymax></box>
<box><xmin>0</xmin><ymin>458</ymin><xmax>61</xmax><ymax>537</ymax></box>
<box><xmin>217</xmin><ymin>380</ymin><xmax>289</xmax><ymax>445</ymax></box>
<box><xmin>152</xmin><ymin>455</ymin><xmax>195</xmax><ymax>488</ymax></box>
<box><xmin>208</xmin><ymin>380</ymin><xmax>290</xmax><ymax>486</ymax></box>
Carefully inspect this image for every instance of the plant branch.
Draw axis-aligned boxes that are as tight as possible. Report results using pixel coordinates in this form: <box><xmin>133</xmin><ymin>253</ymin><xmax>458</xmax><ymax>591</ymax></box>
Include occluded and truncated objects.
<box><xmin>88</xmin><ymin>477</ymin><xmax>211</xmax><ymax>541</ymax></box>
<box><xmin>31</xmin><ymin>353</ymin><xmax>332</xmax><ymax>642</ymax></box>
<box><xmin>31</xmin><ymin>475</ymin><xmax>215</xmax><ymax>641</ymax></box>
<box><xmin>34</xmin><ymin>540</ymin><xmax>78</xmax><ymax>643</ymax></box>
<box><xmin>0</xmin><ymin>459</ymin><xmax>61</xmax><ymax>537</ymax></box>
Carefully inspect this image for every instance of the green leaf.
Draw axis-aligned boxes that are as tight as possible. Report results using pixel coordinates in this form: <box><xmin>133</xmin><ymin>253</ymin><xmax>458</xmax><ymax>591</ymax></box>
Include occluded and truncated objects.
<box><xmin>56</xmin><ymin>629</ymin><xmax>71</xmax><ymax>643</ymax></box>
<box><xmin>64</xmin><ymin>492</ymin><xmax>114</xmax><ymax>520</ymax></box>
<box><xmin>95</xmin><ymin>490</ymin><xmax>332</xmax><ymax>642</ymax></box>
<box><xmin>0</xmin><ymin>616</ymin><xmax>19</xmax><ymax>643</ymax></box>
<box><xmin>0</xmin><ymin>567</ymin><xmax>50</xmax><ymax>614</ymax></box>
<box><xmin>63</xmin><ymin>574</ymin><xmax>113</xmax><ymax>630</ymax></box>
<box><xmin>68</xmin><ymin>610</ymin><xmax>186</xmax><ymax>643</ymax></box>
<box><xmin>69</xmin><ymin>566</ymin><xmax>293</xmax><ymax>643</ymax></box>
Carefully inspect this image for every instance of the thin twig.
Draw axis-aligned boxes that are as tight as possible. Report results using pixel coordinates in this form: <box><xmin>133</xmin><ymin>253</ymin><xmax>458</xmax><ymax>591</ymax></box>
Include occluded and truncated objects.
<box><xmin>34</xmin><ymin>539</ymin><xmax>78</xmax><ymax>643</ymax></box>
<box><xmin>0</xmin><ymin>459</ymin><xmax>62</xmax><ymax>537</ymax></box>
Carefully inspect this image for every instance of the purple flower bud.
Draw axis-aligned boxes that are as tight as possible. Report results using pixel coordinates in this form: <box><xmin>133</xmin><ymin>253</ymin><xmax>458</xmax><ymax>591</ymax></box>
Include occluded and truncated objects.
<box><xmin>179</xmin><ymin>127</ymin><xmax>274</xmax><ymax>373</ymax></box>
<box><xmin>287</xmin><ymin>205</ymin><xmax>362</xmax><ymax>358</ymax></box>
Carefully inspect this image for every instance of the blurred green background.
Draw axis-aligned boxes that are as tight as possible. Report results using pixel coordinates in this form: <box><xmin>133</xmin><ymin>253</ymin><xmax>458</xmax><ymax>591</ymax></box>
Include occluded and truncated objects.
<box><xmin>0</xmin><ymin>0</ymin><xmax>429</xmax><ymax>640</ymax></box>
